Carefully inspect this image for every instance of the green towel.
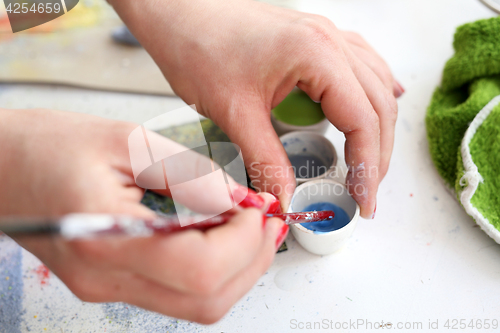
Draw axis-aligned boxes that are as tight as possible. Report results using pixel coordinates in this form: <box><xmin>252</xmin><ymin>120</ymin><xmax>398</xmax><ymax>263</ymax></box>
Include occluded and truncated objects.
<box><xmin>426</xmin><ymin>17</ymin><xmax>500</xmax><ymax>243</ymax></box>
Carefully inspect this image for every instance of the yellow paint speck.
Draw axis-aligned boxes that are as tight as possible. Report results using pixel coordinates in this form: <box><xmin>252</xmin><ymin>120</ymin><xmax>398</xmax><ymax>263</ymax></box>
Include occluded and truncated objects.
<box><xmin>5</xmin><ymin>277</ymin><xmax>9</xmax><ymax>280</ymax></box>
<box><xmin>34</xmin><ymin>315</ymin><xmax>37</xmax><ymax>318</ymax></box>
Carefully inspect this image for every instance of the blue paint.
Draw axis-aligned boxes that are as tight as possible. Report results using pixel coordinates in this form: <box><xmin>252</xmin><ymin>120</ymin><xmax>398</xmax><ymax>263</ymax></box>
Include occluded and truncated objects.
<box><xmin>288</xmin><ymin>154</ymin><xmax>328</xmax><ymax>179</ymax></box>
<box><xmin>300</xmin><ymin>202</ymin><xmax>350</xmax><ymax>233</ymax></box>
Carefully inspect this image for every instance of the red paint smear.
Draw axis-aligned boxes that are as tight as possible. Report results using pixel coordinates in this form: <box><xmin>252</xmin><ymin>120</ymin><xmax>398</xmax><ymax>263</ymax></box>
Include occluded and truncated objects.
<box><xmin>410</xmin><ymin>193</ymin><xmax>414</xmax><ymax>197</ymax></box>
<box><xmin>34</xmin><ymin>264</ymin><xmax>50</xmax><ymax>286</ymax></box>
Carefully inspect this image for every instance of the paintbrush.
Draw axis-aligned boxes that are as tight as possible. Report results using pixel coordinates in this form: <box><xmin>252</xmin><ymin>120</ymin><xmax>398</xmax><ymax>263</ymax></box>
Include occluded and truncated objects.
<box><xmin>0</xmin><ymin>211</ymin><xmax>334</xmax><ymax>239</ymax></box>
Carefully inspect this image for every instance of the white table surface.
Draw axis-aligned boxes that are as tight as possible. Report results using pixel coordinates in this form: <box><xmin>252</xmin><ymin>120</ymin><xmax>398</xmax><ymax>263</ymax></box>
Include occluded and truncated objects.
<box><xmin>1</xmin><ymin>0</ymin><xmax>499</xmax><ymax>332</ymax></box>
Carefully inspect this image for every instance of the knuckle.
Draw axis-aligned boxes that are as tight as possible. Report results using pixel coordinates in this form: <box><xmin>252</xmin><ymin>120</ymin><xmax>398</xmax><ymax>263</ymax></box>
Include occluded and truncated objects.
<box><xmin>385</xmin><ymin>92</ymin><xmax>399</xmax><ymax>122</ymax></box>
<box><xmin>189</xmin><ymin>276</ymin><xmax>219</xmax><ymax>297</ymax></box>
<box><xmin>195</xmin><ymin>300</ymin><xmax>229</xmax><ymax>324</ymax></box>
<box><xmin>295</xmin><ymin>16</ymin><xmax>337</xmax><ymax>46</ymax></box>
<box><xmin>366</xmin><ymin>112</ymin><xmax>381</xmax><ymax>133</ymax></box>
<box><xmin>311</xmin><ymin>14</ymin><xmax>335</xmax><ymax>27</ymax></box>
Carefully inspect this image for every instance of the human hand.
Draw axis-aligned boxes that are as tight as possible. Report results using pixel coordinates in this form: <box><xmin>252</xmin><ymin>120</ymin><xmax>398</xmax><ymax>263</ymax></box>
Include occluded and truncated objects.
<box><xmin>111</xmin><ymin>0</ymin><xmax>402</xmax><ymax>218</ymax></box>
<box><xmin>1</xmin><ymin>108</ymin><xmax>286</xmax><ymax>323</ymax></box>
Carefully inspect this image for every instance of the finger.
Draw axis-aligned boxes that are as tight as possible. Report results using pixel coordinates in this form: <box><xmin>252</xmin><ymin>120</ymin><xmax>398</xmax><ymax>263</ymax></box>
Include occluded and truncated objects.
<box><xmin>343</xmin><ymin>51</ymin><xmax>398</xmax><ymax>181</ymax></box>
<box><xmin>88</xmin><ymin>164</ymin><xmax>157</xmax><ymax>219</ymax></box>
<box><xmin>259</xmin><ymin>192</ymin><xmax>282</xmax><ymax>214</ymax></box>
<box><xmin>347</xmin><ymin>44</ymin><xmax>405</xmax><ymax>98</ymax></box>
<box><xmin>340</xmin><ymin>31</ymin><xmax>378</xmax><ymax>55</ymax></box>
<box><xmin>69</xmin><ymin>208</ymin><xmax>269</xmax><ymax>295</ymax></box>
<box><xmin>341</xmin><ymin>31</ymin><xmax>405</xmax><ymax>98</ymax></box>
<box><xmin>346</xmin><ymin>43</ymin><xmax>394</xmax><ymax>92</ymax></box>
<box><xmin>393</xmin><ymin>79</ymin><xmax>405</xmax><ymax>98</ymax></box>
<box><xmin>297</xmin><ymin>57</ymin><xmax>379</xmax><ymax>218</ymax></box>
<box><xmin>341</xmin><ymin>31</ymin><xmax>404</xmax><ymax>98</ymax></box>
<box><xmin>212</xmin><ymin>100</ymin><xmax>296</xmax><ymax>211</ymax></box>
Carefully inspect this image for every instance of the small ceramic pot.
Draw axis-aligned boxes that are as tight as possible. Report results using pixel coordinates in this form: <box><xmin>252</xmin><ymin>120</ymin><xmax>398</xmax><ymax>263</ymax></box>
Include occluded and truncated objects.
<box><xmin>279</xmin><ymin>131</ymin><xmax>337</xmax><ymax>185</ymax></box>
<box><xmin>289</xmin><ymin>179</ymin><xmax>360</xmax><ymax>255</ymax></box>
<box><xmin>270</xmin><ymin>88</ymin><xmax>330</xmax><ymax>136</ymax></box>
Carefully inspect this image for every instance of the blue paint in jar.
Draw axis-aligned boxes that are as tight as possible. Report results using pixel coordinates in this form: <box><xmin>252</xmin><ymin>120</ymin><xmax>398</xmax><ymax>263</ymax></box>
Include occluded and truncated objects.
<box><xmin>300</xmin><ymin>202</ymin><xmax>350</xmax><ymax>233</ymax></box>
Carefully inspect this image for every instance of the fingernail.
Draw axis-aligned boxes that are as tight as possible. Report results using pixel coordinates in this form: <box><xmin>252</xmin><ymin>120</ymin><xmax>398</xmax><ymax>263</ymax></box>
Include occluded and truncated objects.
<box><xmin>394</xmin><ymin>80</ymin><xmax>405</xmax><ymax>98</ymax></box>
<box><xmin>267</xmin><ymin>199</ymin><xmax>282</xmax><ymax>214</ymax></box>
<box><xmin>371</xmin><ymin>204</ymin><xmax>377</xmax><ymax>220</ymax></box>
<box><xmin>233</xmin><ymin>185</ymin><xmax>264</xmax><ymax>209</ymax></box>
<box><xmin>398</xmin><ymin>81</ymin><xmax>406</xmax><ymax>93</ymax></box>
<box><xmin>275</xmin><ymin>223</ymin><xmax>289</xmax><ymax>250</ymax></box>
<box><xmin>262</xmin><ymin>214</ymin><xmax>267</xmax><ymax>228</ymax></box>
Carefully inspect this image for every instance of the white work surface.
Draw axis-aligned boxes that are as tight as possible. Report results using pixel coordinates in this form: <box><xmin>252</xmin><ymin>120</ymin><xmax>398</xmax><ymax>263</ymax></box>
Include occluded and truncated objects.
<box><xmin>1</xmin><ymin>0</ymin><xmax>499</xmax><ymax>332</ymax></box>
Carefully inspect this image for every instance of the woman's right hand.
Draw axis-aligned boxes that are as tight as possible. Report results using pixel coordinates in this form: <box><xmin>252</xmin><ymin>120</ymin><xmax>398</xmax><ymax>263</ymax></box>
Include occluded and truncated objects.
<box><xmin>110</xmin><ymin>0</ymin><xmax>402</xmax><ymax>217</ymax></box>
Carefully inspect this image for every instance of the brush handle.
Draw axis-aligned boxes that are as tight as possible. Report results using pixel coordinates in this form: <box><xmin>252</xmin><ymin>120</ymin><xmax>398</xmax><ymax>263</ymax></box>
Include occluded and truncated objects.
<box><xmin>270</xmin><ymin>211</ymin><xmax>334</xmax><ymax>224</ymax></box>
<box><xmin>58</xmin><ymin>214</ymin><xmax>226</xmax><ymax>238</ymax></box>
<box><xmin>59</xmin><ymin>211</ymin><xmax>335</xmax><ymax>238</ymax></box>
<box><xmin>0</xmin><ymin>211</ymin><xmax>335</xmax><ymax>239</ymax></box>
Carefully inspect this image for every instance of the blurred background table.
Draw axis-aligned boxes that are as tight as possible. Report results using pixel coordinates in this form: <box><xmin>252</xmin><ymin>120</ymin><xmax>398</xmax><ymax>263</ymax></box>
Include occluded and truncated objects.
<box><xmin>1</xmin><ymin>0</ymin><xmax>499</xmax><ymax>332</ymax></box>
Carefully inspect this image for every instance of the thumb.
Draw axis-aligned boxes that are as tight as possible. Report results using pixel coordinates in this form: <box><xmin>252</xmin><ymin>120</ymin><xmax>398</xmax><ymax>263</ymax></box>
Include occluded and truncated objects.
<box><xmin>213</xmin><ymin>100</ymin><xmax>296</xmax><ymax>211</ymax></box>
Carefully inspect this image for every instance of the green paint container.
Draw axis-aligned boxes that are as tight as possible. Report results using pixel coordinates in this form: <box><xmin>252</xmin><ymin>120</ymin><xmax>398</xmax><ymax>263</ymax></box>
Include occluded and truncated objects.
<box><xmin>271</xmin><ymin>90</ymin><xmax>329</xmax><ymax>136</ymax></box>
<box><xmin>272</xmin><ymin>90</ymin><xmax>325</xmax><ymax>126</ymax></box>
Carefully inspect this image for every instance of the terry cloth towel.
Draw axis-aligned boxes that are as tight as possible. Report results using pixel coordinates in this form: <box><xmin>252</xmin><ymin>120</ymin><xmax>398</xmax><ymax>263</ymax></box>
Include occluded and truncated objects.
<box><xmin>426</xmin><ymin>17</ymin><xmax>500</xmax><ymax>244</ymax></box>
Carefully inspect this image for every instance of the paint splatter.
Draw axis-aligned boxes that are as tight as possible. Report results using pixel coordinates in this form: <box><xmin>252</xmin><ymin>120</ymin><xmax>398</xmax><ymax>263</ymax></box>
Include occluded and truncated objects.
<box><xmin>34</xmin><ymin>264</ymin><xmax>50</xmax><ymax>286</ymax></box>
<box><xmin>103</xmin><ymin>303</ymin><xmax>203</xmax><ymax>332</ymax></box>
<box><xmin>274</xmin><ymin>267</ymin><xmax>305</xmax><ymax>291</ymax></box>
